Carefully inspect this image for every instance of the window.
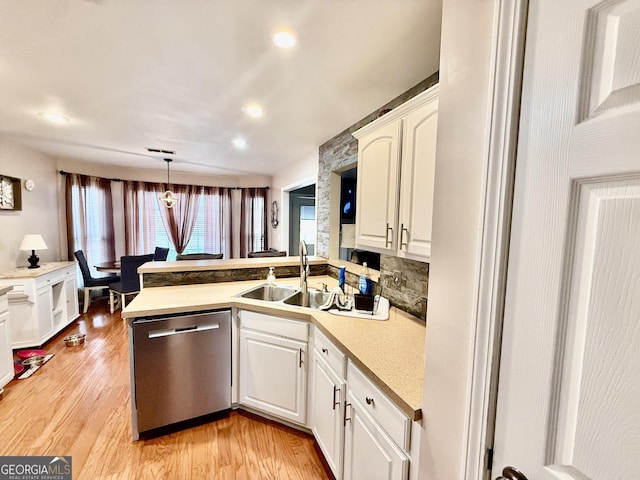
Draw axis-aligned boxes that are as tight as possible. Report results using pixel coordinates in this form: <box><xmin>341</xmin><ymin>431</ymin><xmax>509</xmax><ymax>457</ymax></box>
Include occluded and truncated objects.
<box><xmin>240</xmin><ymin>188</ymin><xmax>268</xmax><ymax>257</ymax></box>
<box><xmin>65</xmin><ymin>173</ymin><xmax>116</xmax><ymax>278</ymax></box>
<box><xmin>125</xmin><ymin>181</ymin><xmax>234</xmax><ymax>259</ymax></box>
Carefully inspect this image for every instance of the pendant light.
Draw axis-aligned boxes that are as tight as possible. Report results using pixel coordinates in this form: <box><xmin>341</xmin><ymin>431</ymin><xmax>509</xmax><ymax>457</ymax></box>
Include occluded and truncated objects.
<box><xmin>159</xmin><ymin>158</ymin><xmax>178</xmax><ymax>208</ymax></box>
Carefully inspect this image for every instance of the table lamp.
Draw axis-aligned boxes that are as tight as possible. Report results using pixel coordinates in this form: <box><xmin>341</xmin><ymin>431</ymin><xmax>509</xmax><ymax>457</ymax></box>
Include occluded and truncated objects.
<box><xmin>19</xmin><ymin>234</ymin><xmax>48</xmax><ymax>269</ymax></box>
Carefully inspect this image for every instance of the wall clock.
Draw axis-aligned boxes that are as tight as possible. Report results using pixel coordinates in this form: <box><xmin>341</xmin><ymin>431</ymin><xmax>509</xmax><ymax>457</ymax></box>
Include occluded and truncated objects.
<box><xmin>0</xmin><ymin>175</ymin><xmax>21</xmax><ymax>211</ymax></box>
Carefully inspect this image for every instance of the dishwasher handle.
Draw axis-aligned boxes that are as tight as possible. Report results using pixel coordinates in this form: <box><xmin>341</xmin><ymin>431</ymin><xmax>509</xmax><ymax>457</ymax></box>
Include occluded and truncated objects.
<box><xmin>148</xmin><ymin>323</ymin><xmax>220</xmax><ymax>339</ymax></box>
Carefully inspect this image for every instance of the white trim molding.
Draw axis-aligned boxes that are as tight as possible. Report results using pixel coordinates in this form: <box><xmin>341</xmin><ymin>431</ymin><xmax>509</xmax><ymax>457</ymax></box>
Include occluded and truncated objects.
<box><xmin>463</xmin><ymin>1</ymin><xmax>529</xmax><ymax>479</ymax></box>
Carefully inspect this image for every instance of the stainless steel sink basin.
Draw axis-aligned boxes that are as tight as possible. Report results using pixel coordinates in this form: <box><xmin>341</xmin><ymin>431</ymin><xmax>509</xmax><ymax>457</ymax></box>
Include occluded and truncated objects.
<box><xmin>237</xmin><ymin>284</ymin><xmax>299</xmax><ymax>302</ymax></box>
<box><xmin>283</xmin><ymin>290</ymin><xmax>332</xmax><ymax>309</ymax></box>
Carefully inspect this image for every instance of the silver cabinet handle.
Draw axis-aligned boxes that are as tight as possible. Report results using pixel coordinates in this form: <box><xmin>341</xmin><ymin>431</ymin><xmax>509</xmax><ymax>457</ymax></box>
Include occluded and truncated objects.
<box><xmin>385</xmin><ymin>223</ymin><xmax>393</xmax><ymax>247</ymax></box>
<box><xmin>365</xmin><ymin>396</ymin><xmax>374</xmax><ymax>405</ymax></box>
<box><xmin>321</xmin><ymin>347</ymin><xmax>328</xmax><ymax>354</ymax></box>
<box><xmin>299</xmin><ymin>348</ymin><xmax>304</xmax><ymax>368</ymax></box>
<box><xmin>332</xmin><ymin>385</ymin><xmax>340</xmax><ymax>410</ymax></box>
<box><xmin>343</xmin><ymin>401</ymin><xmax>352</xmax><ymax>426</ymax></box>
<box><xmin>400</xmin><ymin>223</ymin><xmax>408</xmax><ymax>249</ymax></box>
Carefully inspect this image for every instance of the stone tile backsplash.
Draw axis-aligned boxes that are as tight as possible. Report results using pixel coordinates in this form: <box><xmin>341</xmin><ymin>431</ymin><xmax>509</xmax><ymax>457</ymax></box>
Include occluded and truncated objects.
<box><xmin>328</xmin><ymin>257</ymin><xmax>428</xmax><ymax>320</ymax></box>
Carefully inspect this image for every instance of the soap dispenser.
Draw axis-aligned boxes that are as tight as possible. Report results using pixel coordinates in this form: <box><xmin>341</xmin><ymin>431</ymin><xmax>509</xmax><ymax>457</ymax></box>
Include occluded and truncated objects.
<box><xmin>267</xmin><ymin>267</ymin><xmax>276</xmax><ymax>284</ymax></box>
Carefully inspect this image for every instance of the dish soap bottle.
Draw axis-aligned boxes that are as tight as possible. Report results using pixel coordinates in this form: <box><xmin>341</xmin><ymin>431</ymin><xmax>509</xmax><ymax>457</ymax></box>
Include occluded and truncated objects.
<box><xmin>358</xmin><ymin>262</ymin><xmax>371</xmax><ymax>294</ymax></box>
<box><xmin>267</xmin><ymin>267</ymin><xmax>276</xmax><ymax>284</ymax></box>
<box><xmin>338</xmin><ymin>265</ymin><xmax>346</xmax><ymax>291</ymax></box>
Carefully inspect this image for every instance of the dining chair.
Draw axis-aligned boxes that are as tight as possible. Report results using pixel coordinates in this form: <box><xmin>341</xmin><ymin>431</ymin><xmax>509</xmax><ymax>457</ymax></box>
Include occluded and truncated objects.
<box><xmin>247</xmin><ymin>248</ymin><xmax>287</xmax><ymax>258</ymax></box>
<box><xmin>153</xmin><ymin>246</ymin><xmax>169</xmax><ymax>261</ymax></box>
<box><xmin>175</xmin><ymin>253</ymin><xmax>223</xmax><ymax>260</ymax></box>
<box><xmin>74</xmin><ymin>250</ymin><xmax>121</xmax><ymax>314</ymax></box>
<box><xmin>108</xmin><ymin>254</ymin><xmax>153</xmax><ymax>314</ymax></box>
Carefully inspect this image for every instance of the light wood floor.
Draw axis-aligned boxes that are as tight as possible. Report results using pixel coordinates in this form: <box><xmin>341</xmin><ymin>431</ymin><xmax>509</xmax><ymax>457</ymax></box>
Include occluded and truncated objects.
<box><xmin>0</xmin><ymin>299</ymin><xmax>331</xmax><ymax>480</ymax></box>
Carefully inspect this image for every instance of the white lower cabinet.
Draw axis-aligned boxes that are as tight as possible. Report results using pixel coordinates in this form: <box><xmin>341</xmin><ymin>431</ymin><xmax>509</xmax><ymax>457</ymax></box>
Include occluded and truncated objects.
<box><xmin>0</xmin><ymin>294</ymin><xmax>13</xmax><ymax>389</ymax></box>
<box><xmin>310</xmin><ymin>329</ymin><xmax>347</xmax><ymax>479</ymax></box>
<box><xmin>239</xmin><ymin>310</ymin><xmax>308</xmax><ymax>425</ymax></box>
<box><xmin>344</xmin><ymin>392</ymin><xmax>409</xmax><ymax>480</ymax></box>
<box><xmin>311</xmin><ymin>328</ymin><xmax>411</xmax><ymax>480</ymax></box>
<box><xmin>0</xmin><ymin>262</ymin><xmax>80</xmax><ymax>348</ymax></box>
<box><xmin>237</xmin><ymin>315</ymin><xmax>413</xmax><ymax>479</ymax></box>
<box><xmin>343</xmin><ymin>358</ymin><xmax>410</xmax><ymax>480</ymax></box>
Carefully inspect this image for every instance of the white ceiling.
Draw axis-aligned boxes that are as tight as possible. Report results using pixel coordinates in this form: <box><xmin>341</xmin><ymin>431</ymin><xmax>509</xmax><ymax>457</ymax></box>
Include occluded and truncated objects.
<box><xmin>0</xmin><ymin>0</ymin><xmax>441</xmax><ymax>176</ymax></box>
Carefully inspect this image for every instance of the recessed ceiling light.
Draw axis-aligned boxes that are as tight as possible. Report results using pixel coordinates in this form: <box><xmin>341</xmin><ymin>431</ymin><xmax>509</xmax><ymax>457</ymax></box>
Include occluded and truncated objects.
<box><xmin>242</xmin><ymin>104</ymin><xmax>264</xmax><ymax>118</ymax></box>
<box><xmin>273</xmin><ymin>31</ymin><xmax>296</xmax><ymax>48</ymax></box>
<box><xmin>38</xmin><ymin>112</ymin><xmax>70</xmax><ymax>124</ymax></box>
<box><xmin>231</xmin><ymin>137</ymin><xmax>247</xmax><ymax>149</ymax></box>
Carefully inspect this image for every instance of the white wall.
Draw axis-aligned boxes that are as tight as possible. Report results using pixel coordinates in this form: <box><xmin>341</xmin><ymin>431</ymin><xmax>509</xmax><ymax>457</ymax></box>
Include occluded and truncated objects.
<box><xmin>419</xmin><ymin>0</ymin><xmax>498</xmax><ymax>479</ymax></box>
<box><xmin>270</xmin><ymin>153</ymin><xmax>319</xmax><ymax>252</ymax></box>
<box><xmin>0</xmin><ymin>138</ymin><xmax>62</xmax><ymax>271</ymax></box>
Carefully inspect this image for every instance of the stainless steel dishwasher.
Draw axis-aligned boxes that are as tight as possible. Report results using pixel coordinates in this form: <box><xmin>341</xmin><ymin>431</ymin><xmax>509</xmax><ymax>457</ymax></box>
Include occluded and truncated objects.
<box><xmin>129</xmin><ymin>309</ymin><xmax>231</xmax><ymax>439</ymax></box>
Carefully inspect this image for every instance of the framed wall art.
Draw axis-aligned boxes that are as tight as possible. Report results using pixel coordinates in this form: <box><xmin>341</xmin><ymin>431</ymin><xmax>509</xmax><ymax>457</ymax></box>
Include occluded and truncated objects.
<box><xmin>0</xmin><ymin>174</ymin><xmax>22</xmax><ymax>211</ymax></box>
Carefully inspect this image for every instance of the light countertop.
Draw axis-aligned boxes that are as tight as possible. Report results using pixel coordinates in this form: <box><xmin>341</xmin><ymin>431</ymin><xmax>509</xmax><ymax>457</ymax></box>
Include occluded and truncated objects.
<box><xmin>0</xmin><ymin>261</ymin><xmax>76</xmax><ymax>279</ymax></box>
<box><xmin>138</xmin><ymin>255</ymin><xmax>327</xmax><ymax>274</ymax></box>
<box><xmin>124</xmin><ymin>275</ymin><xmax>425</xmax><ymax>420</ymax></box>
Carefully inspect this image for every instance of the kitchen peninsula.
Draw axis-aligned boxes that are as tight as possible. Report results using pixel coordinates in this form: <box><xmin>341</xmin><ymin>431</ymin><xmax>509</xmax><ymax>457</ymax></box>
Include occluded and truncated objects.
<box><xmin>124</xmin><ymin>257</ymin><xmax>426</xmax><ymax>479</ymax></box>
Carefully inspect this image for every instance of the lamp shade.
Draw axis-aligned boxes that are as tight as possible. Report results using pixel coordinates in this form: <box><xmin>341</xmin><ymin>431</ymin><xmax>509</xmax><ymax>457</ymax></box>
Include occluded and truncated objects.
<box><xmin>19</xmin><ymin>234</ymin><xmax>48</xmax><ymax>251</ymax></box>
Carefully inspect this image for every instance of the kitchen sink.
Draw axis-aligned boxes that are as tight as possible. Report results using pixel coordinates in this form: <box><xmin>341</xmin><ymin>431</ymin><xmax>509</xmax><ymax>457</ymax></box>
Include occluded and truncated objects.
<box><xmin>283</xmin><ymin>290</ymin><xmax>332</xmax><ymax>310</ymax></box>
<box><xmin>237</xmin><ymin>284</ymin><xmax>300</xmax><ymax>302</ymax></box>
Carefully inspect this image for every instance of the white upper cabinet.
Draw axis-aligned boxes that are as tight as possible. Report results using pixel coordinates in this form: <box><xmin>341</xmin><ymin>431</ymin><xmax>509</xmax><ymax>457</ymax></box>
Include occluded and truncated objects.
<box><xmin>353</xmin><ymin>84</ymin><xmax>439</xmax><ymax>261</ymax></box>
<box><xmin>398</xmin><ymin>98</ymin><xmax>438</xmax><ymax>259</ymax></box>
<box><xmin>354</xmin><ymin>120</ymin><xmax>402</xmax><ymax>253</ymax></box>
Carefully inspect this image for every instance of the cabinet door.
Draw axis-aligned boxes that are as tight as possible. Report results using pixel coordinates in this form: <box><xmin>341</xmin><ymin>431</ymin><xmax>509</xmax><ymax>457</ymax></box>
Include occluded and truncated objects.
<box><xmin>344</xmin><ymin>392</ymin><xmax>409</xmax><ymax>480</ymax></box>
<box><xmin>36</xmin><ymin>286</ymin><xmax>54</xmax><ymax>341</ymax></box>
<box><xmin>398</xmin><ymin>98</ymin><xmax>438</xmax><ymax>260</ymax></box>
<box><xmin>64</xmin><ymin>277</ymin><xmax>79</xmax><ymax>321</ymax></box>
<box><xmin>355</xmin><ymin>119</ymin><xmax>402</xmax><ymax>252</ymax></box>
<box><xmin>0</xmin><ymin>311</ymin><xmax>13</xmax><ymax>388</ymax></box>
<box><xmin>311</xmin><ymin>353</ymin><xmax>346</xmax><ymax>479</ymax></box>
<box><xmin>239</xmin><ymin>328</ymin><xmax>307</xmax><ymax>425</ymax></box>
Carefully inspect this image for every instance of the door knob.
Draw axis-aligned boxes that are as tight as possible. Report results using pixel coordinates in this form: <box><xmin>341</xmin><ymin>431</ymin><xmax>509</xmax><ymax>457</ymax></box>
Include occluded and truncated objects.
<box><xmin>495</xmin><ymin>466</ymin><xmax>529</xmax><ymax>480</ymax></box>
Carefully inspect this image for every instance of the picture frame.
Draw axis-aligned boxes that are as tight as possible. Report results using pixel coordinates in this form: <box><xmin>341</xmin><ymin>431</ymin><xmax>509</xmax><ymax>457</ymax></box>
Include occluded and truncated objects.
<box><xmin>0</xmin><ymin>174</ymin><xmax>22</xmax><ymax>211</ymax></box>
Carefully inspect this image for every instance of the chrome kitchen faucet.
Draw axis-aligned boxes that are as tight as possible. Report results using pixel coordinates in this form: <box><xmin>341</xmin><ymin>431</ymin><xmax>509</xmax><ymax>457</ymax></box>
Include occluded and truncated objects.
<box><xmin>299</xmin><ymin>240</ymin><xmax>309</xmax><ymax>294</ymax></box>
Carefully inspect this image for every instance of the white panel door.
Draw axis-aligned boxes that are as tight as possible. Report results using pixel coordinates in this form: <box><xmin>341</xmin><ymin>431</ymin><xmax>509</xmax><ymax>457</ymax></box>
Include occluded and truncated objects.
<box><xmin>0</xmin><ymin>311</ymin><xmax>13</xmax><ymax>388</ymax></box>
<box><xmin>35</xmin><ymin>286</ymin><xmax>54</xmax><ymax>342</ymax></box>
<box><xmin>239</xmin><ymin>328</ymin><xmax>307</xmax><ymax>425</ymax></box>
<box><xmin>355</xmin><ymin>119</ymin><xmax>402</xmax><ymax>252</ymax></box>
<box><xmin>311</xmin><ymin>353</ymin><xmax>345</xmax><ymax>479</ymax></box>
<box><xmin>64</xmin><ymin>277</ymin><xmax>79</xmax><ymax>321</ymax></box>
<box><xmin>493</xmin><ymin>1</ymin><xmax>640</xmax><ymax>479</ymax></box>
<box><xmin>343</xmin><ymin>391</ymin><xmax>408</xmax><ymax>480</ymax></box>
<box><xmin>398</xmin><ymin>97</ymin><xmax>438</xmax><ymax>260</ymax></box>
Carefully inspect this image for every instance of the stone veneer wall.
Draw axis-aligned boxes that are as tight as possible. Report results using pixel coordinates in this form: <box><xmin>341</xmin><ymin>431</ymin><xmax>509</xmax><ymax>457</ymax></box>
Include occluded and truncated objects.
<box><xmin>143</xmin><ymin>264</ymin><xmax>328</xmax><ymax>288</ymax></box>
<box><xmin>318</xmin><ymin>73</ymin><xmax>438</xmax><ymax>321</ymax></box>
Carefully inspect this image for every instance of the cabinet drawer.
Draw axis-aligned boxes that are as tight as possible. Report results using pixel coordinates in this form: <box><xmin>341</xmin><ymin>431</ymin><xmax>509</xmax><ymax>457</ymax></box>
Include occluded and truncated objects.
<box><xmin>35</xmin><ymin>272</ymin><xmax>64</xmax><ymax>289</ymax></box>
<box><xmin>240</xmin><ymin>310</ymin><xmax>308</xmax><ymax>342</ymax></box>
<box><xmin>347</xmin><ymin>360</ymin><xmax>410</xmax><ymax>451</ymax></box>
<box><xmin>313</xmin><ymin>327</ymin><xmax>345</xmax><ymax>378</ymax></box>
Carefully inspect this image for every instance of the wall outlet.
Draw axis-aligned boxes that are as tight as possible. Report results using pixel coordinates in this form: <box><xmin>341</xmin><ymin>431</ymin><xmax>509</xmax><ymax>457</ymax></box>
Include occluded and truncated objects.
<box><xmin>392</xmin><ymin>271</ymin><xmax>403</xmax><ymax>287</ymax></box>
